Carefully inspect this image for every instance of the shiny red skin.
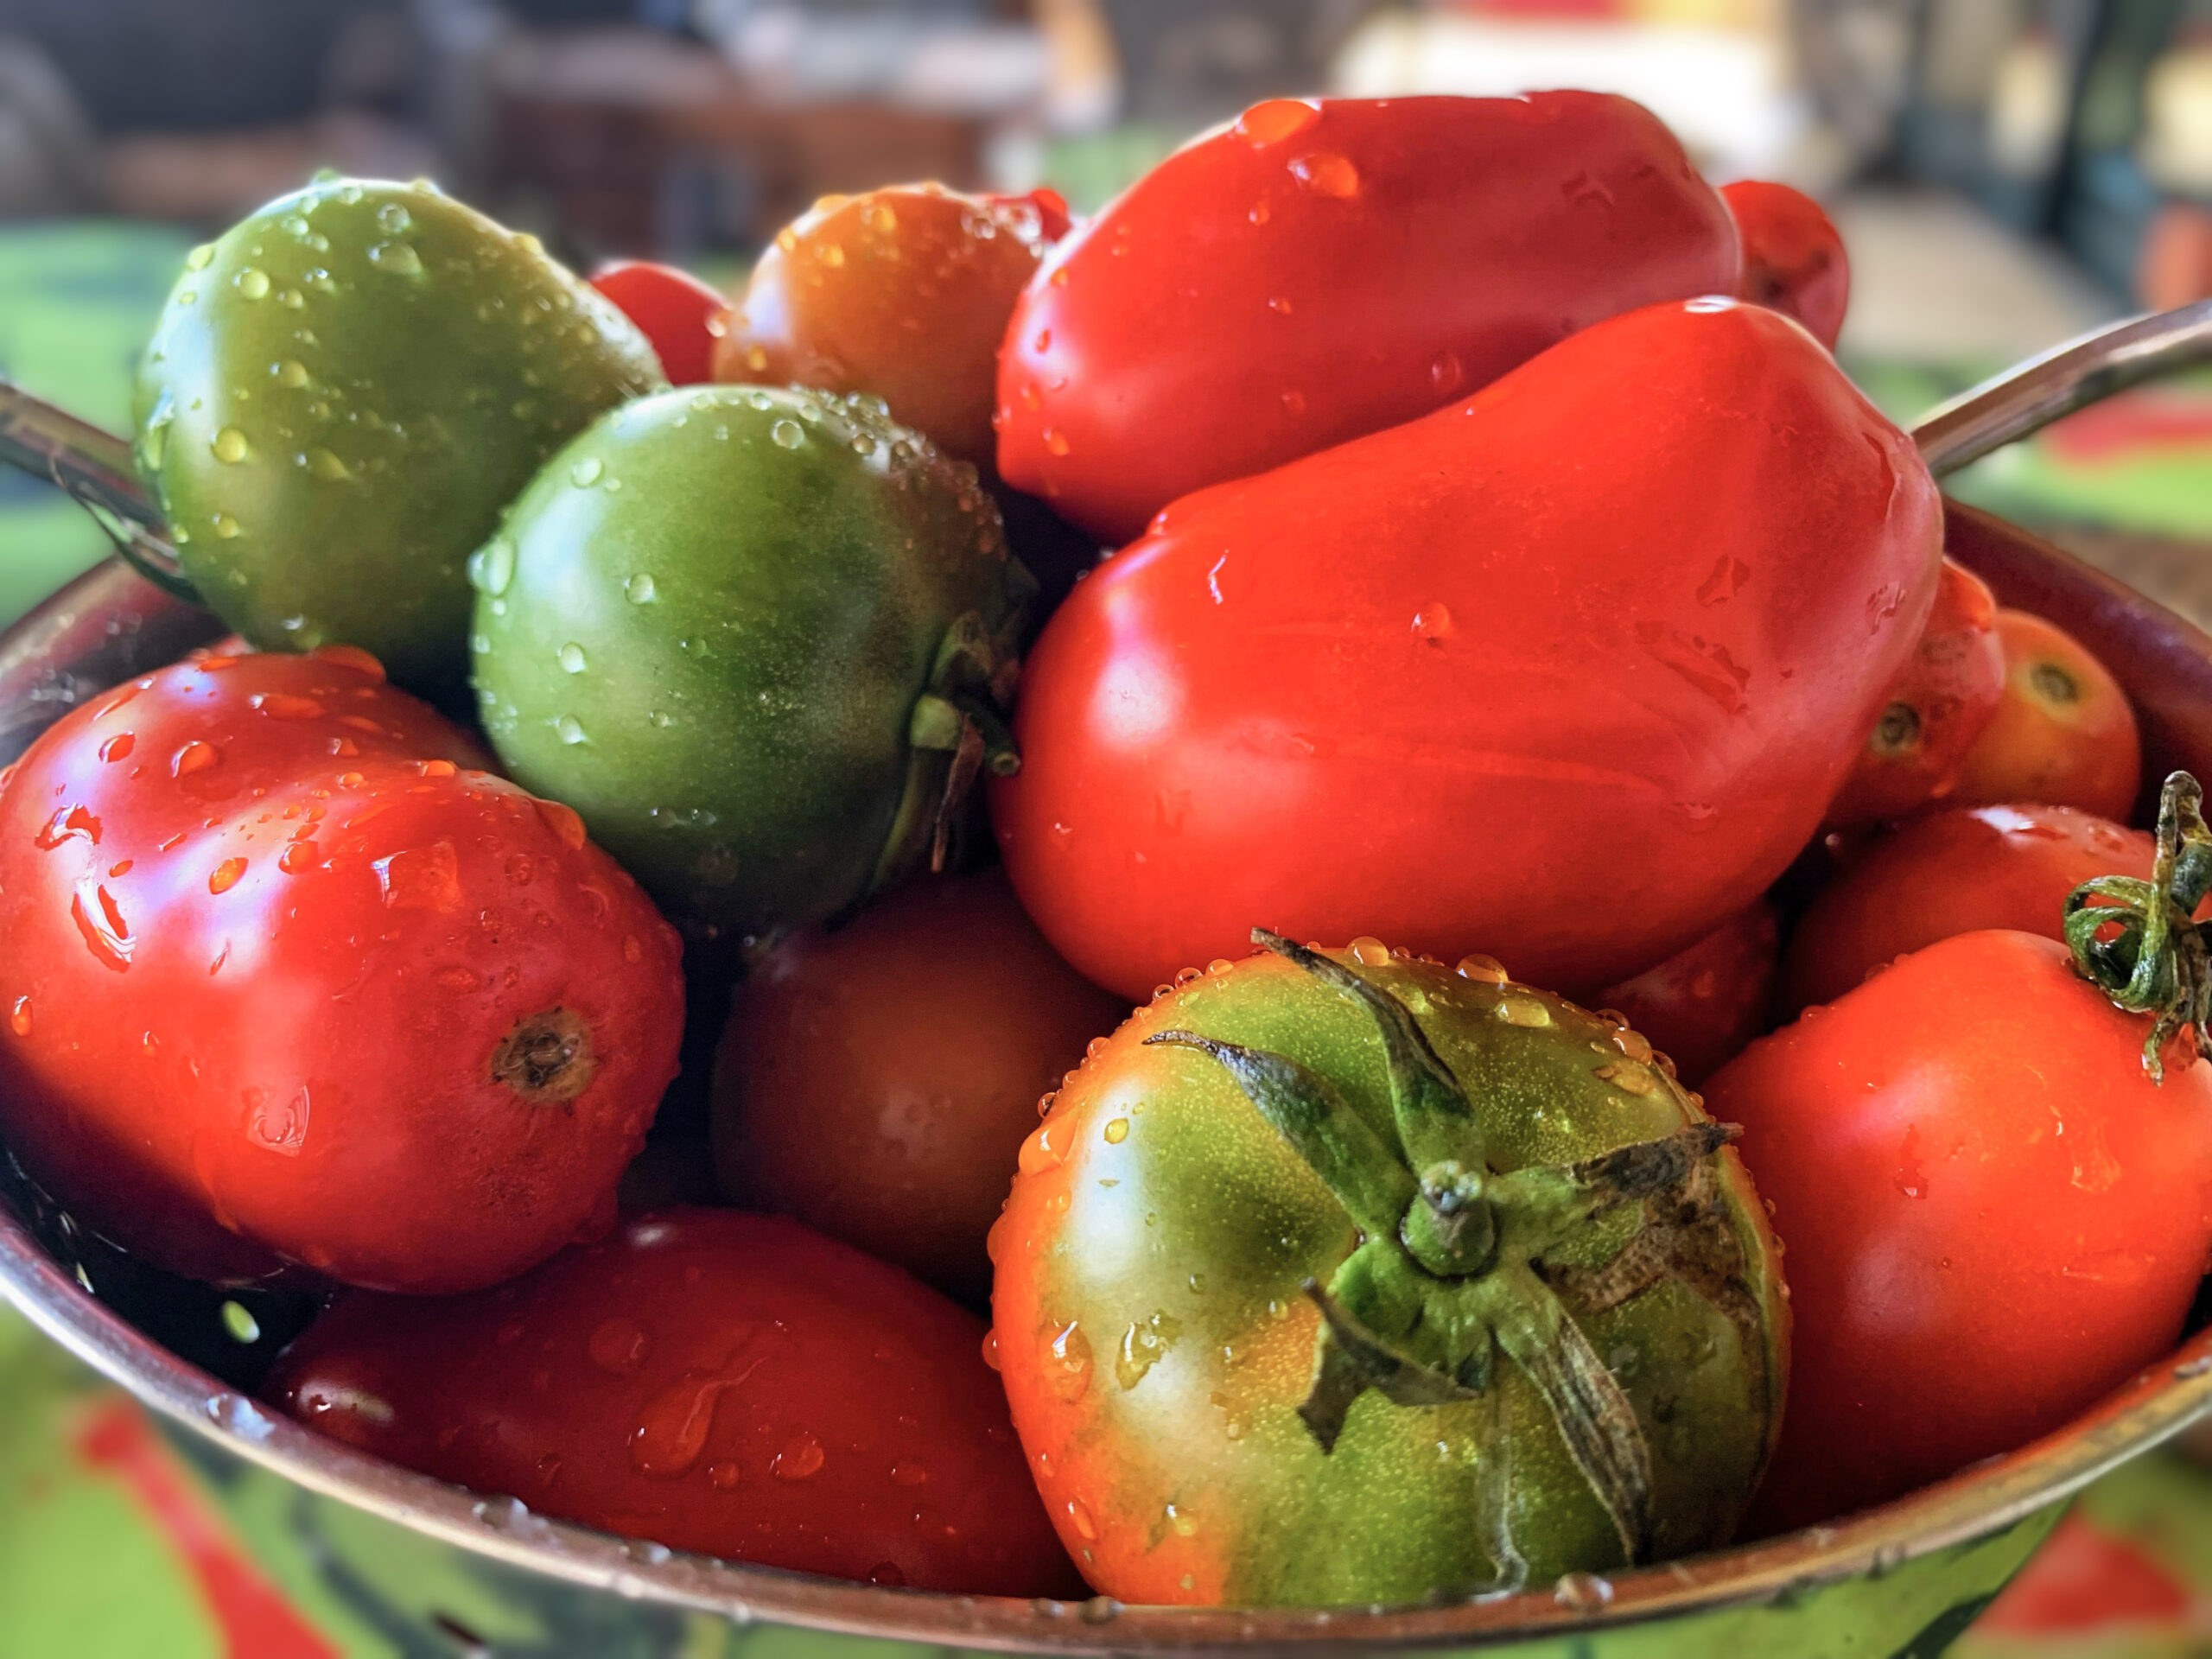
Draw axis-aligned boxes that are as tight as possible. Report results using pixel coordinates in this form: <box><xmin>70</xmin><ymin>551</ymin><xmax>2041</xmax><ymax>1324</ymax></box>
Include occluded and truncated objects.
<box><xmin>1706</xmin><ymin>931</ymin><xmax>2212</xmax><ymax>1532</ymax></box>
<box><xmin>267</xmin><ymin>1209</ymin><xmax>1084</xmax><ymax>1597</ymax></box>
<box><xmin>1783</xmin><ymin>803</ymin><xmax>2157</xmax><ymax>1014</ymax></box>
<box><xmin>1594</xmin><ymin>899</ymin><xmax>1778</xmax><ymax>1084</ymax></box>
<box><xmin>1824</xmin><ymin>557</ymin><xmax>2004</xmax><ymax>828</ymax></box>
<box><xmin>1951</xmin><ymin>609</ymin><xmax>2143</xmax><ymax>822</ymax></box>
<box><xmin>995</xmin><ymin>92</ymin><xmax>1740</xmax><ymax>543</ymax></box>
<box><xmin>1723</xmin><ymin>180</ymin><xmax>1850</xmax><ymax>350</ymax></box>
<box><xmin>992</xmin><ymin>298</ymin><xmax>1943</xmax><ymax>1000</ymax></box>
<box><xmin>589</xmin><ymin>261</ymin><xmax>728</xmax><ymax>385</ymax></box>
<box><xmin>987</xmin><ymin>186</ymin><xmax>1073</xmax><ymax>244</ymax></box>
<box><xmin>0</xmin><ymin>649</ymin><xmax>683</xmax><ymax>1292</ymax></box>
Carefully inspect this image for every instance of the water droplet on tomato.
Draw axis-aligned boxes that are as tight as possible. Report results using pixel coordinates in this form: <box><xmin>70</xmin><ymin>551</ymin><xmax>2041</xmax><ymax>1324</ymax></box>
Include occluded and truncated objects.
<box><xmin>1103</xmin><ymin>1117</ymin><xmax>1129</xmax><ymax>1144</ymax></box>
<box><xmin>588</xmin><ymin>1316</ymin><xmax>651</xmax><ymax>1376</ymax></box>
<box><xmin>556</xmin><ymin>715</ymin><xmax>587</xmax><ymax>746</ymax></box>
<box><xmin>172</xmin><ymin>741</ymin><xmax>219</xmax><ymax>779</ymax></box>
<box><xmin>1348</xmin><ymin>936</ymin><xmax>1391</xmax><ymax>966</ymax></box>
<box><xmin>625</xmin><ymin>572</ymin><xmax>657</xmax><ymax>605</ymax></box>
<box><xmin>558</xmin><ymin>642</ymin><xmax>588</xmax><ymax>674</ymax></box>
<box><xmin>569</xmin><ymin>456</ymin><xmax>604</xmax><ymax>487</ymax></box>
<box><xmin>1267</xmin><ymin>295</ymin><xmax>1293</xmax><ymax>315</ymax></box>
<box><xmin>212</xmin><ymin>427</ymin><xmax>250</xmax><ymax>464</ymax></box>
<box><xmin>1235</xmin><ymin>99</ymin><xmax>1320</xmax><ymax>146</ymax></box>
<box><xmin>772</xmin><ymin>1428</ymin><xmax>825</xmax><ymax>1480</ymax></box>
<box><xmin>251</xmin><ymin>692</ymin><xmax>324</xmax><ymax>720</ymax></box>
<box><xmin>99</xmin><ymin>734</ymin><xmax>136</xmax><ymax>763</ymax></box>
<box><xmin>1065</xmin><ymin>1497</ymin><xmax>1099</xmax><ymax>1541</ymax></box>
<box><xmin>70</xmin><ymin>877</ymin><xmax>133</xmax><ymax>971</ymax></box>
<box><xmin>891</xmin><ymin>1460</ymin><xmax>929</xmax><ymax>1487</ymax></box>
<box><xmin>1249</xmin><ymin>200</ymin><xmax>1272</xmax><ymax>226</ymax></box>
<box><xmin>1412</xmin><ymin>604</ymin><xmax>1453</xmax><ymax>644</ymax></box>
<box><xmin>468</xmin><ymin>538</ymin><xmax>515</xmax><ymax>596</ymax></box>
<box><xmin>536</xmin><ymin>798</ymin><xmax>587</xmax><ymax>850</ymax></box>
<box><xmin>981</xmin><ymin>1329</ymin><xmax>1001</xmax><ymax>1370</ymax></box>
<box><xmin>1280</xmin><ymin>388</ymin><xmax>1306</xmax><ymax>415</ymax></box>
<box><xmin>1041</xmin><ymin>1322</ymin><xmax>1092</xmax><ymax>1402</ymax></box>
<box><xmin>1430</xmin><ymin>351</ymin><xmax>1465</xmax><ymax>395</ymax></box>
<box><xmin>1497</xmin><ymin>997</ymin><xmax>1551</xmax><ymax>1027</ymax></box>
<box><xmin>1289</xmin><ymin>152</ymin><xmax>1359</xmax><ymax>198</ymax></box>
<box><xmin>770</xmin><ymin>418</ymin><xmax>805</xmax><ymax>449</ymax></box>
<box><xmin>8</xmin><ymin>998</ymin><xmax>29</xmax><ymax>1038</ymax></box>
<box><xmin>373</xmin><ymin>842</ymin><xmax>461</xmax><ymax>911</ymax></box>
<box><xmin>1043</xmin><ymin>427</ymin><xmax>1071</xmax><ymax>457</ymax></box>
<box><xmin>208</xmin><ymin>857</ymin><xmax>247</xmax><ymax>894</ymax></box>
<box><xmin>36</xmin><ymin>804</ymin><xmax>101</xmax><ymax>849</ymax></box>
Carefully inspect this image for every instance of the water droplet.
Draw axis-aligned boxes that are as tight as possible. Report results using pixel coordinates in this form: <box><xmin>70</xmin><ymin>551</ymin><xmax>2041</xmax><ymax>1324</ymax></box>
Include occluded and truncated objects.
<box><xmin>98</xmin><ymin>733</ymin><xmax>136</xmax><ymax>764</ymax></box>
<box><xmin>1236</xmin><ymin>98</ymin><xmax>1321</xmax><ymax>146</ymax></box>
<box><xmin>1042</xmin><ymin>1322</ymin><xmax>1092</xmax><ymax>1402</ymax></box>
<box><xmin>279</xmin><ymin>841</ymin><xmax>319</xmax><ymax>874</ymax></box>
<box><xmin>212</xmin><ymin>512</ymin><xmax>240</xmax><ymax>539</ymax></box>
<box><xmin>172</xmin><ymin>741</ymin><xmax>219</xmax><ymax>779</ymax></box>
<box><xmin>184</xmin><ymin>244</ymin><xmax>213</xmax><ymax>270</ymax></box>
<box><xmin>8</xmin><ymin>997</ymin><xmax>29</xmax><ymax>1037</ymax></box>
<box><xmin>372</xmin><ymin>842</ymin><xmax>461</xmax><ymax>912</ymax></box>
<box><xmin>1115</xmin><ymin>1311</ymin><xmax>1181</xmax><ymax>1389</ymax></box>
<box><xmin>235</xmin><ymin>267</ymin><xmax>270</xmax><ymax>300</ymax></box>
<box><xmin>556</xmin><ymin>715</ymin><xmax>587</xmax><ymax>746</ymax></box>
<box><xmin>1555</xmin><ymin>1572</ymin><xmax>1615</xmax><ymax>1611</ymax></box>
<box><xmin>1412</xmin><ymin>604</ymin><xmax>1453</xmax><ymax>644</ymax></box>
<box><xmin>208</xmin><ymin>857</ymin><xmax>247</xmax><ymax>895</ymax></box>
<box><xmin>1103</xmin><ymin>1116</ymin><xmax>1129</xmax><ymax>1144</ymax></box>
<box><xmin>558</xmin><ymin>642</ymin><xmax>588</xmax><ymax>674</ymax></box>
<box><xmin>1043</xmin><ymin>427</ymin><xmax>1071</xmax><ymax>456</ymax></box>
<box><xmin>773</xmin><ymin>1428</ymin><xmax>825</xmax><ymax>1480</ymax></box>
<box><xmin>1430</xmin><ymin>351</ymin><xmax>1465</xmax><ymax>395</ymax></box>
<box><xmin>1498</xmin><ymin>997</ymin><xmax>1552</xmax><ymax>1027</ymax></box>
<box><xmin>624</xmin><ymin>573</ymin><xmax>657</xmax><ymax>605</ymax></box>
<box><xmin>1290</xmin><ymin>152</ymin><xmax>1360</xmax><ymax>198</ymax></box>
<box><xmin>1248</xmin><ymin>200</ymin><xmax>1273</xmax><ymax>226</ymax></box>
<box><xmin>376</xmin><ymin>201</ymin><xmax>412</xmax><ymax>234</ymax></box>
<box><xmin>569</xmin><ymin>455</ymin><xmax>603</xmax><ymax>487</ymax></box>
<box><xmin>467</xmin><ymin>538</ymin><xmax>514</xmax><ymax>595</ymax></box>
<box><xmin>891</xmin><ymin>1459</ymin><xmax>929</xmax><ymax>1487</ymax></box>
<box><xmin>1279</xmin><ymin>388</ymin><xmax>1306</xmax><ymax>416</ymax></box>
<box><xmin>1348</xmin><ymin>936</ymin><xmax>1392</xmax><ymax>965</ymax></box>
<box><xmin>770</xmin><ymin>418</ymin><xmax>804</xmax><ymax>448</ymax></box>
<box><xmin>71</xmin><ymin>877</ymin><xmax>134</xmax><ymax>971</ymax></box>
<box><xmin>304</xmin><ymin>447</ymin><xmax>349</xmax><ymax>481</ymax></box>
<box><xmin>588</xmin><ymin>1316</ymin><xmax>651</xmax><ymax>1376</ymax></box>
<box><xmin>1066</xmin><ymin>1497</ymin><xmax>1099</xmax><ymax>1541</ymax></box>
<box><xmin>367</xmin><ymin>240</ymin><xmax>422</xmax><ymax>276</ymax></box>
<box><xmin>212</xmin><ymin>428</ymin><xmax>250</xmax><ymax>464</ymax></box>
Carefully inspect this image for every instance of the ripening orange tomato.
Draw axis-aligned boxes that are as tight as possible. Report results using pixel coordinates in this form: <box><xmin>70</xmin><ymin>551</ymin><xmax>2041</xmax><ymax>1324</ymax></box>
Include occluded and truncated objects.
<box><xmin>1949</xmin><ymin>609</ymin><xmax>2141</xmax><ymax>820</ymax></box>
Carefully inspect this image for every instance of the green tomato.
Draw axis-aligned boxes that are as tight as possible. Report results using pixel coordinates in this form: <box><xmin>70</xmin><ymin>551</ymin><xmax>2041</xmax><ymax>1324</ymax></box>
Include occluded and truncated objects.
<box><xmin>470</xmin><ymin>385</ymin><xmax>1033</xmax><ymax>938</ymax></box>
<box><xmin>990</xmin><ymin>933</ymin><xmax>1789</xmax><ymax>1605</ymax></box>
<box><xmin>134</xmin><ymin>177</ymin><xmax>664</xmax><ymax>691</ymax></box>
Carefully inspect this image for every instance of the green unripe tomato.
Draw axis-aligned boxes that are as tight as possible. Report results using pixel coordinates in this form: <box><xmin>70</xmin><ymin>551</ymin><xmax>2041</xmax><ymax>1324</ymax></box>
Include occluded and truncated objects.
<box><xmin>471</xmin><ymin>385</ymin><xmax>1033</xmax><ymax>938</ymax></box>
<box><xmin>992</xmin><ymin>933</ymin><xmax>1789</xmax><ymax>1605</ymax></box>
<box><xmin>134</xmin><ymin>177</ymin><xmax>664</xmax><ymax>691</ymax></box>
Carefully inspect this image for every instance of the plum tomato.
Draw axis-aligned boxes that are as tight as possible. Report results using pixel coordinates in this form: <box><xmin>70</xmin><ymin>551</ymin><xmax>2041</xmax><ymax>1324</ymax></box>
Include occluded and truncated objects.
<box><xmin>992</xmin><ymin>298</ymin><xmax>1942</xmax><ymax>1001</ymax></box>
<box><xmin>995</xmin><ymin>92</ymin><xmax>1739</xmax><ymax>545</ymax></box>
<box><xmin>1592</xmin><ymin>901</ymin><xmax>1778</xmax><ymax>1084</ymax></box>
<box><xmin>710</xmin><ymin>867</ymin><xmax>1123</xmax><ymax>1303</ymax></box>
<box><xmin>714</xmin><ymin>185</ymin><xmax>1054</xmax><ymax>467</ymax></box>
<box><xmin>267</xmin><ymin>1208</ymin><xmax>1084</xmax><ymax>1597</ymax></box>
<box><xmin>1707</xmin><ymin>782</ymin><xmax>2212</xmax><ymax>1531</ymax></box>
<box><xmin>1950</xmin><ymin>608</ymin><xmax>2142</xmax><ymax>820</ymax></box>
<box><xmin>589</xmin><ymin>260</ymin><xmax>729</xmax><ymax>385</ymax></box>
<box><xmin>469</xmin><ymin>385</ymin><xmax>1033</xmax><ymax>940</ymax></box>
<box><xmin>991</xmin><ymin>932</ymin><xmax>1786</xmax><ymax>1604</ymax></box>
<box><xmin>1781</xmin><ymin>803</ymin><xmax>2158</xmax><ymax>1014</ymax></box>
<box><xmin>1823</xmin><ymin>557</ymin><xmax>2004</xmax><ymax>829</ymax></box>
<box><xmin>135</xmin><ymin>177</ymin><xmax>663</xmax><ymax>694</ymax></box>
<box><xmin>1721</xmin><ymin>180</ymin><xmax>1850</xmax><ymax>350</ymax></box>
<box><xmin>0</xmin><ymin>648</ymin><xmax>683</xmax><ymax>1292</ymax></box>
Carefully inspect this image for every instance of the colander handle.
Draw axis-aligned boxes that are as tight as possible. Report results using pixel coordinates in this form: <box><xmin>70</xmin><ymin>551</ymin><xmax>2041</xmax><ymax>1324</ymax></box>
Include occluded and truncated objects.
<box><xmin>0</xmin><ymin>378</ymin><xmax>193</xmax><ymax>601</ymax></box>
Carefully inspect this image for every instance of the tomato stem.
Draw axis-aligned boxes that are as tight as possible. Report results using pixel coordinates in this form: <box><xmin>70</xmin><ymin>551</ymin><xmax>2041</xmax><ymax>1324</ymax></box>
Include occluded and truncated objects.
<box><xmin>2064</xmin><ymin>770</ymin><xmax>2212</xmax><ymax>1080</ymax></box>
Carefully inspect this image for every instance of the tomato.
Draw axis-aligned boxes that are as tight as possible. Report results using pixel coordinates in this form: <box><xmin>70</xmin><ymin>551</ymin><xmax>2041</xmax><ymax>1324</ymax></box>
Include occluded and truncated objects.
<box><xmin>1823</xmin><ymin>556</ymin><xmax>2004</xmax><ymax>828</ymax></box>
<box><xmin>987</xmin><ymin>186</ymin><xmax>1073</xmax><ymax>245</ymax></box>
<box><xmin>711</xmin><ymin>867</ymin><xmax>1122</xmax><ymax>1302</ymax></box>
<box><xmin>137</xmin><ymin>177</ymin><xmax>663</xmax><ymax>694</ymax></box>
<box><xmin>1781</xmin><ymin>803</ymin><xmax>2158</xmax><ymax>1014</ymax></box>
<box><xmin>0</xmin><ymin>649</ymin><xmax>683</xmax><ymax>1292</ymax></box>
<box><xmin>995</xmin><ymin>92</ymin><xmax>1739</xmax><ymax>544</ymax></box>
<box><xmin>588</xmin><ymin>260</ymin><xmax>729</xmax><ymax>385</ymax></box>
<box><xmin>1950</xmin><ymin>608</ymin><xmax>2142</xmax><ymax>820</ymax></box>
<box><xmin>993</xmin><ymin>298</ymin><xmax>1942</xmax><ymax>1001</ymax></box>
<box><xmin>1721</xmin><ymin>180</ymin><xmax>1849</xmax><ymax>350</ymax></box>
<box><xmin>714</xmin><ymin>185</ymin><xmax>1054</xmax><ymax>467</ymax></box>
<box><xmin>470</xmin><ymin>385</ymin><xmax>1030</xmax><ymax>940</ymax></box>
<box><xmin>991</xmin><ymin>933</ymin><xmax>1785</xmax><ymax>1603</ymax></box>
<box><xmin>1592</xmin><ymin>900</ymin><xmax>1778</xmax><ymax>1084</ymax></box>
<box><xmin>1705</xmin><ymin>924</ymin><xmax>2212</xmax><ymax>1531</ymax></box>
<box><xmin>267</xmin><ymin>1208</ymin><xmax>1081</xmax><ymax>1595</ymax></box>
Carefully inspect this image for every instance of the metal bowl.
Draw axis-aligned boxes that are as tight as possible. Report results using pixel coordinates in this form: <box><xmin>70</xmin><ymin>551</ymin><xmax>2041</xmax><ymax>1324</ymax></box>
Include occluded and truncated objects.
<box><xmin>7</xmin><ymin>302</ymin><xmax>2212</xmax><ymax>1654</ymax></box>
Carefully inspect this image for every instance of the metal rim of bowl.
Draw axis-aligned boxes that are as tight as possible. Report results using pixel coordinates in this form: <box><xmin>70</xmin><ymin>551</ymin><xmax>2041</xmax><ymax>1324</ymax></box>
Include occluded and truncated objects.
<box><xmin>1</xmin><ymin>551</ymin><xmax>2209</xmax><ymax>1652</ymax></box>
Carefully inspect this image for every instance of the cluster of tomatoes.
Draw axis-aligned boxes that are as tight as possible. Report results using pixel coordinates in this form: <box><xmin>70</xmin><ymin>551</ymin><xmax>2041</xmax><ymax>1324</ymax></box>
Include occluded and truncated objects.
<box><xmin>1</xmin><ymin>89</ymin><xmax>2208</xmax><ymax>1608</ymax></box>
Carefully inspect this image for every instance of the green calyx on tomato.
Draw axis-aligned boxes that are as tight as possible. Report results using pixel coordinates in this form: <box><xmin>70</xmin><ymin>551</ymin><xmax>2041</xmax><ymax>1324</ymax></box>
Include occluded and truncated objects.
<box><xmin>1148</xmin><ymin>931</ymin><xmax>1751</xmax><ymax>1577</ymax></box>
<box><xmin>2064</xmin><ymin>770</ymin><xmax>2212</xmax><ymax>1079</ymax></box>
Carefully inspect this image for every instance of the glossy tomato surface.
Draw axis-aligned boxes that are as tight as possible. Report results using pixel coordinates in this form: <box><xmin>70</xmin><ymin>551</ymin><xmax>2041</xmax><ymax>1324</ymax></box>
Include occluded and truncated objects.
<box><xmin>590</xmin><ymin>260</ymin><xmax>729</xmax><ymax>385</ymax></box>
<box><xmin>711</xmin><ymin>867</ymin><xmax>1123</xmax><ymax>1302</ymax></box>
<box><xmin>996</xmin><ymin>92</ymin><xmax>1738</xmax><ymax>543</ymax></box>
<box><xmin>268</xmin><ymin>1208</ymin><xmax>1083</xmax><ymax>1597</ymax></box>
<box><xmin>1782</xmin><ymin>803</ymin><xmax>2157</xmax><ymax>1014</ymax></box>
<box><xmin>1952</xmin><ymin>608</ymin><xmax>2142</xmax><ymax>820</ymax></box>
<box><xmin>1706</xmin><ymin>931</ymin><xmax>2212</xmax><ymax>1532</ymax></box>
<box><xmin>0</xmin><ymin>649</ymin><xmax>683</xmax><ymax>1291</ymax></box>
<box><xmin>1593</xmin><ymin>900</ymin><xmax>1778</xmax><ymax>1084</ymax></box>
<box><xmin>993</xmin><ymin>298</ymin><xmax>1943</xmax><ymax>1000</ymax></box>
<box><xmin>1722</xmin><ymin>180</ymin><xmax>1849</xmax><ymax>350</ymax></box>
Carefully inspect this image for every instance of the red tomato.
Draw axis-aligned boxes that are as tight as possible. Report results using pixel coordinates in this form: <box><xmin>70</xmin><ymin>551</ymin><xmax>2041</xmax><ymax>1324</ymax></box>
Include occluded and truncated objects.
<box><xmin>1722</xmin><ymin>180</ymin><xmax>1850</xmax><ymax>350</ymax></box>
<box><xmin>267</xmin><ymin>1208</ymin><xmax>1083</xmax><ymax>1597</ymax></box>
<box><xmin>996</xmin><ymin>92</ymin><xmax>1739</xmax><ymax>543</ymax></box>
<box><xmin>589</xmin><ymin>260</ymin><xmax>728</xmax><ymax>386</ymax></box>
<box><xmin>1824</xmin><ymin>556</ymin><xmax>2004</xmax><ymax>828</ymax></box>
<box><xmin>1951</xmin><ymin>608</ymin><xmax>2142</xmax><ymax>820</ymax></box>
<box><xmin>986</xmin><ymin>186</ymin><xmax>1073</xmax><ymax>244</ymax></box>
<box><xmin>993</xmin><ymin>298</ymin><xmax>1942</xmax><ymax>1000</ymax></box>
<box><xmin>1593</xmin><ymin>899</ymin><xmax>1778</xmax><ymax>1084</ymax></box>
<box><xmin>0</xmin><ymin>649</ymin><xmax>683</xmax><ymax>1291</ymax></box>
<box><xmin>1782</xmin><ymin>803</ymin><xmax>2157</xmax><ymax>1014</ymax></box>
<box><xmin>1705</xmin><ymin>930</ymin><xmax>2212</xmax><ymax>1532</ymax></box>
<box><xmin>711</xmin><ymin>868</ymin><xmax>1123</xmax><ymax>1302</ymax></box>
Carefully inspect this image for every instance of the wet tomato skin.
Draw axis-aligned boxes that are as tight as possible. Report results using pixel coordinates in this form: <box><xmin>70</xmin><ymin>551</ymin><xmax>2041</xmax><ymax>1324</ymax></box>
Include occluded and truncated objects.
<box><xmin>0</xmin><ymin>649</ymin><xmax>683</xmax><ymax>1292</ymax></box>
<box><xmin>268</xmin><ymin>1208</ymin><xmax>1084</xmax><ymax>1597</ymax></box>
<box><xmin>711</xmin><ymin>867</ymin><xmax>1123</xmax><ymax>1303</ymax></box>
<box><xmin>1593</xmin><ymin>899</ymin><xmax>1778</xmax><ymax>1084</ymax></box>
<box><xmin>993</xmin><ymin>298</ymin><xmax>1942</xmax><ymax>1000</ymax></box>
<box><xmin>1782</xmin><ymin>803</ymin><xmax>2158</xmax><ymax>1014</ymax></box>
<box><xmin>1951</xmin><ymin>609</ymin><xmax>2141</xmax><ymax>820</ymax></box>
<box><xmin>1722</xmin><ymin>180</ymin><xmax>1849</xmax><ymax>350</ymax></box>
<box><xmin>1706</xmin><ymin>931</ymin><xmax>2212</xmax><ymax>1532</ymax></box>
<box><xmin>996</xmin><ymin>92</ymin><xmax>1739</xmax><ymax>544</ymax></box>
<box><xmin>589</xmin><ymin>261</ymin><xmax>729</xmax><ymax>385</ymax></box>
